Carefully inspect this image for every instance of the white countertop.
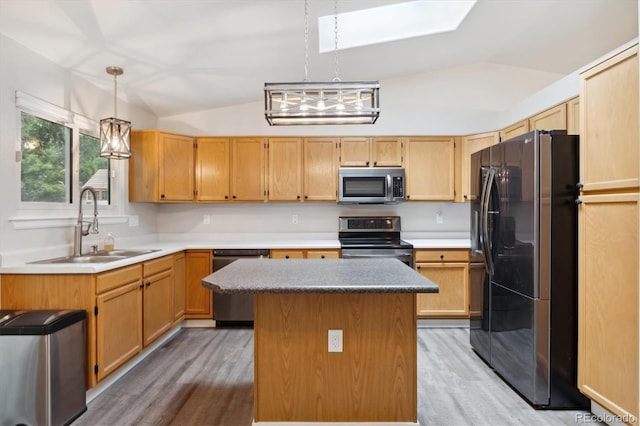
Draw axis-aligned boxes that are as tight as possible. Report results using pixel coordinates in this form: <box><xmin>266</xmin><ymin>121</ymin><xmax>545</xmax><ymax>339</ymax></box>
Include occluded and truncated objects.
<box><xmin>0</xmin><ymin>235</ymin><xmax>470</xmax><ymax>274</ymax></box>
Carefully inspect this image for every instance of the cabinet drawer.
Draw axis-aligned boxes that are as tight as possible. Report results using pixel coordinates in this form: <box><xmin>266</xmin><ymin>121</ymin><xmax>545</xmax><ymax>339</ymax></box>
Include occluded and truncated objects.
<box><xmin>306</xmin><ymin>250</ymin><xmax>340</xmax><ymax>259</ymax></box>
<box><xmin>143</xmin><ymin>256</ymin><xmax>174</xmax><ymax>277</ymax></box>
<box><xmin>414</xmin><ymin>249</ymin><xmax>469</xmax><ymax>263</ymax></box>
<box><xmin>97</xmin><ymin>264</ymin><xmax>142</xmax><ymax>294</ymax></box>
<box><xmin>271</xmin><ymin>250</ymin><xmax>304</xmax><ymax>259</ymax></box>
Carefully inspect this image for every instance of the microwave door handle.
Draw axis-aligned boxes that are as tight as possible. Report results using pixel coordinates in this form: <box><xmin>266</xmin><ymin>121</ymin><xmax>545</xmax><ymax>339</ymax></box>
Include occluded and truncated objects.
<box><xmin>386</xmin><ymin>174</ymin><xmax>393</xmax><ymax>201</ymax></box>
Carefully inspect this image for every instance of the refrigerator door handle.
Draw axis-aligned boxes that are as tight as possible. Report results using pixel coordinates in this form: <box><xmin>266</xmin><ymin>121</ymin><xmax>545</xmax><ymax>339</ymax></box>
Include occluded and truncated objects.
<box><xmin>481</xmin><ymin>168</ymin><xmax>496</xmax><ymax>276</ymax></box>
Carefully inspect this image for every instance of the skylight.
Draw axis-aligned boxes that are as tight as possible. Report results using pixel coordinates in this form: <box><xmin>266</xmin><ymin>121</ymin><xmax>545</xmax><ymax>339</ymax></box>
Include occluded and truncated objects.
<box><xmin>318</xmin><ymin>0</ymin><xmax>477</xmax><ymax>52</ymax></box>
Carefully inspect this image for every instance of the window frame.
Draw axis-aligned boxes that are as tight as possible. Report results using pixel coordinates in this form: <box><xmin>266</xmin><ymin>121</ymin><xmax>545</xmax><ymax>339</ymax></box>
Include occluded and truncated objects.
<box><xmin>14</xmin><ymin>91</ymin><xmax>120</xmax><ymax>216</ymax></box>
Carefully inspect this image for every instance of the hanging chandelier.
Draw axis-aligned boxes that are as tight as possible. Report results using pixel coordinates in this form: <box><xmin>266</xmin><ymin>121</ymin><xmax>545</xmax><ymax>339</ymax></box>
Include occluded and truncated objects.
<box><xmin>264</xmin><ymin>0</ymin><xmax>379</xmax><ymax>126</ymax></box>
<box><xmin>100</xmin><ymin>66</ymin><xmax>131</xmax><ymax>159</ymax></box>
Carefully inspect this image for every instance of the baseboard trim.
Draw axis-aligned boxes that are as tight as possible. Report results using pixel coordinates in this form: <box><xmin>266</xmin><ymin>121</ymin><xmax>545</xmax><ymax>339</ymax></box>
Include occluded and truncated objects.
<box><xmin>417</xmin><ymin>318</ymin><xmax>469</xmax><ymax>328</ymax></box>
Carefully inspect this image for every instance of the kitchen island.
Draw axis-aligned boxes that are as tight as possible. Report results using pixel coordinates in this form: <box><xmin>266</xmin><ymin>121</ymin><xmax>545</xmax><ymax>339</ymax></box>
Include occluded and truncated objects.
<box><xmin>202</xmin><ymin>258</ymin><xmax>438</xmax><ymax>425</ymax></box>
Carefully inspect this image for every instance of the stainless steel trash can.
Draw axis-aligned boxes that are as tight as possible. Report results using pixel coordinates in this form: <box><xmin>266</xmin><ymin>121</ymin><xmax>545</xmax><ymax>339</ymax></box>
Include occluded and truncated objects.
<box><xmin>0</xmin><ymin>309</ymin><xmax>87</xmax><ymax>426</ymax></box>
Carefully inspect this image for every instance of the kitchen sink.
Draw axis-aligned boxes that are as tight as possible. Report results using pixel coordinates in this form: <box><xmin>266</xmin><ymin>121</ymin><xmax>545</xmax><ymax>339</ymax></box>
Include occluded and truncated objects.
<box><xmin>29</xmin><ymin>249</ymin><xmax>161</xmax><ymax>264</ymax></box>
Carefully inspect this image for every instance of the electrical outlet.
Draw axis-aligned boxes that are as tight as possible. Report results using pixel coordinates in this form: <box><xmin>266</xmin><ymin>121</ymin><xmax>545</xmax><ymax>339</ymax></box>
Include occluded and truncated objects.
<box><xmin>436</xmin><ymin>211</ymin><xmax>443</xmax><ymax>225</ymax></box>
<box><xmin>292</xmin><ymin>214</ymin><xmax>299</xmax><ymax>225</ymax></box>
<box><xmin>328</xmin><ymin>329</ymin><xmax>343</xmax><ymax>352</ymax></box>
<box><xmin>203</xmin><ymin>215</ymin><xmax>211</xmax><ymax>225</ymax></box>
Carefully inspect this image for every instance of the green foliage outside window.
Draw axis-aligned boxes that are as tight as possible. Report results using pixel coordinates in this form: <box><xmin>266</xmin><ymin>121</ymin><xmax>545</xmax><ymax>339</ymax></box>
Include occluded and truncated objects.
<box><xmin>20</xmin><ymin>112</ymin><xmax>69</xmax><ymax>202</ymax></box>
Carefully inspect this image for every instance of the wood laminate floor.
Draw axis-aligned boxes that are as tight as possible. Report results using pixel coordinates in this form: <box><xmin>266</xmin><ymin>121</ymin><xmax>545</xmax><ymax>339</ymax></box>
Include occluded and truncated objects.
<box><xmin>74</xmin><ymin>327</ymin><xmax>595</xmax><ymax>426</ymax></box>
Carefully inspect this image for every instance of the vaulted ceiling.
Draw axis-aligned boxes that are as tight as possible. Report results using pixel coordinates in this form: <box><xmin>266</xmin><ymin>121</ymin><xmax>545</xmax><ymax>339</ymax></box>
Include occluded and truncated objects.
<box><xmin>0</xmin><ymin>0</ymin><xmax>637</xmax><ymax>118</ymax></box>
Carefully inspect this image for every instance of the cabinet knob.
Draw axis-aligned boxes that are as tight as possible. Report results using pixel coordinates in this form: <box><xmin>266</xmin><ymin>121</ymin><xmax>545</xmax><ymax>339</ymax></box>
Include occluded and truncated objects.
<box><xmin>463</xmin><ymin>194</ymin><xmax>468</xmax><ymax>200</ymax></box>
<box><xmin>575</xmin><ymin>199</ymin><xmax>583</xmax><ymax>205</ymax></box>
<box><xmin>406</xmin><ymin>195</ymin><xmax>410</xmax><ymax>200</ymax></box>
<box><xmin>139</xmin><ymin>283</ymin><xmax>144</xmax><ymax>290</ymax></box>
<box><xmin>232</xmin><ymin>195</ymin><xmax>236</xmax><ymax>199</ymax></box>
<box><xmin>576</xmin><ymin>182</ymin><xmax>584</xmax><ymax>190</ymax></box>
<box><xmin>440</xmin><ymin>254</ymin><xmax>445</xmax><ymax>260</ymax></box>
<box><xmin>321</xmin><ymin>255</ymin><xmax>325</xmax><ymax>259</ymax></box>
<box><xmin>373</xmin><ymin>161</ymin><xmax>377</xmax><ymax>166</ymax></box>
<box><xmin>304</xmin><ymin>195</ymin><xmax>308</xmax><ymax>199</ymax></box>
<box><xmin>146</xmin><ymin>281</ymin><xmax>151</xmax><ymax>287</ymax></box>
<box><xmin>160</xmin><ymin>194</ymin><xmax>165</xmax><ymax>199</ymax></box>
<box><xmin>366</xmin><ymin>161</ymin><xmax>370</xmax><ymax>166</ymax></box>
<box><xmin>225</xmin><ymin>195</ymin><xmax>228</xmax><ymax>200</ymax></box>
<box><xmin>297</xmin><ymin>195</ymin><xmax>300</xmax><ymax>199</ymax></box>
<box><xmin>417</xmin><ymin>265</ymin><xmax>421</xmax><ymax>270</ymax></box>
<box><xmin>285</xmin><ymin>255</ymin><xmax>289</xmax><ymax>259</ymax></box>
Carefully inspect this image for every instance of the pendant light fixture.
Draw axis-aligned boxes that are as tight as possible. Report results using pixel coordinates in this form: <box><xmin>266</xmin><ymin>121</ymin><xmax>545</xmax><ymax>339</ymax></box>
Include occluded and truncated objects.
<box><xmin>100</xmin><ymin>66</ymin><xmax>131</xmax><ymax>159</ymax></box>
<box><xmin>264</xmin><ymin>0</ymin><xmax>379</xmax><ymax>126</ymax></box>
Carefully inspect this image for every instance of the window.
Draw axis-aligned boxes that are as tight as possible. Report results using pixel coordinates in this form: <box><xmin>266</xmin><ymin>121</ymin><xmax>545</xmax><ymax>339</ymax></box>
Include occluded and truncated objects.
<box><xmin>17</xmin><ymin>92</ymin><xmax>112</xmax><ymax>208</ymax></box>
<box><xmin>20</xmin><ymin>112</ymin><xmax>71</xmax><ymax>203</ymax></box>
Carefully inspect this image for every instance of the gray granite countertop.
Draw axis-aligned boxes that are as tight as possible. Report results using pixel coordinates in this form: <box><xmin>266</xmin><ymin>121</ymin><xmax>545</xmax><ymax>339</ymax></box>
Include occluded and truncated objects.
<box><xmin>202</xmin><ymin>258</ymin><xmax>439</xmax><ymax>294</ymax></box>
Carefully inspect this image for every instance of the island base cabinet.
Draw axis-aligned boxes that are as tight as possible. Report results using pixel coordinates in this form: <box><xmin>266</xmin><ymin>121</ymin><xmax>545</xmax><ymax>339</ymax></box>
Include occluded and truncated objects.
<box><xmin>253</xmin><ymin>292</ymin><xmax>417</xmax><ymax>423</ymax></box>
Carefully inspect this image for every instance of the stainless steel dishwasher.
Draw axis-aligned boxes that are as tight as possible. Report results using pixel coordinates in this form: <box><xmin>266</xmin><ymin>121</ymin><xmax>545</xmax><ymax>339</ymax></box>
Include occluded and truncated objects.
<box><xmin>212</xmin><ymin>249</ymin><xmax>270</xmax><ymax>327</ymax></box>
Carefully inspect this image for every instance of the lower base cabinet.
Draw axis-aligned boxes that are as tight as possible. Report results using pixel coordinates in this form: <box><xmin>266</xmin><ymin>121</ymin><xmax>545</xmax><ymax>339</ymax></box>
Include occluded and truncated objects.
<box><xmin>1</xmin><ymin>255</ymin><xmax>176</xmax><ymax>389</ymax></box>
<box><xmin>185</xmin><ymin>250</ymin><xmax>213</xmax><ymax>319</ymax></box>
<box><xmin>415</xmin><ymin>249</ymin><xmax>470</xmax><ymax>318</ymax></box>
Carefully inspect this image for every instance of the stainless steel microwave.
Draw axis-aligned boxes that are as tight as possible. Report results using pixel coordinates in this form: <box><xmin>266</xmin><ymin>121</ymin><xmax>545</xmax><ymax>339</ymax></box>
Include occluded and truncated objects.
<box><xmin>338</xmin><ymin>167</ymin><xmax>405</xmax><ymax>204</ymax></box>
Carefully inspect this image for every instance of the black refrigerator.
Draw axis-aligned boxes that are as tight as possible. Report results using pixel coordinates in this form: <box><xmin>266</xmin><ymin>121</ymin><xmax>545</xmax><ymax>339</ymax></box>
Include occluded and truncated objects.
<box><xmin>469</xmin><ymin>130</ymin><xmax>589</xmax><ymax>409</ymax></box>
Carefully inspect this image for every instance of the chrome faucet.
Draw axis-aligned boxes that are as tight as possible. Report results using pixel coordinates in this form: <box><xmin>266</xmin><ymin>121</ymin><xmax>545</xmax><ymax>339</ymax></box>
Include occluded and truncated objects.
<box><xmin>74</xmin><ymin>186</ymin><xmax>99</xmax><ymax>256</ymax></box>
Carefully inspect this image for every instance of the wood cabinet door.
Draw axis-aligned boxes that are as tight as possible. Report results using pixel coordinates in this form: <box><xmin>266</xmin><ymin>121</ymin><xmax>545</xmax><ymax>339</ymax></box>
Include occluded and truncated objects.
<box><xmin>143</xmin><ymin>268</ymin><xmax>173</xmax><ymax>347</ymax></box>
<box><xmin>96</xmin><ymin>281</ymin><xmax>143</xmax><ymax>382</ymax></box>
<box><xmin>566</xmin><ymin>97</ymin><xmax>580</xmax><ymax>135</ymax></box>
<box><xmin>303</xmin><ymin>137</ymin><xmax>337</xmax><ymax>201</ymax></box>
<box><xmin>578</xmin><ymin>193</ymin><xmax>639</xmax><ymax>421</ymax></box>
<box><xmin>500</xmin><ymin>119</ymin><xmax>529</xmax><ymax>142</ymax></box>
<box><xmin>404</xmin><ymin>137</ymin><xmax>455</xmax><ymax>201</ymax></box>
<box><xmin>371</xmin><ymin>137</ymin><xmax>402</xmax><ymax>167</ymax></box>
<box><xmin>460</xmin><ymin>132</ymin><xmax>499</xmax><ymax>201</ymax></box>
<box><xmin>580</xmin><ymin>45</ymin><xmax>639</xmax><ymax>192</ymax></box>
<box><xmin>340</xmin><ymin>137</ymin><xmax>370</xmax><ymax>166</ymax></box>
<box><xmin>231</xmin><ymin>138</ymin><xmax>266</xmax><ymax>201</ymax></box>
<box><xmin>268</xmin><ymin>138</ymin><xmax>302</xmax><ymax>201</ymax></box>
<box><xmin>415</xmin><ymin>263</ymin><xmax>469</xmax><ymax>317</ymax></box>
<box><xmin>173</xmin><ymin>252</ymin><xmax>186</xmax><ymax>322</ymax></box>
<box><xmin>528</xmin><ymin>103</ymin><xmax>567</xmax><ymax>132</ymax></box>
<box><xmin>159</xmin><ymin>133</ymin><xmax>195</xmax><ymax>201</ymax></box>
<box><xmin>185</xmin><ymin>250</ymin><xmax>213</xmax><ymax>318</ymax></box>
<box><xmin>196</xmin><ymin>137</ymin><xmax>230</xmax><ymax>201</ymax></box>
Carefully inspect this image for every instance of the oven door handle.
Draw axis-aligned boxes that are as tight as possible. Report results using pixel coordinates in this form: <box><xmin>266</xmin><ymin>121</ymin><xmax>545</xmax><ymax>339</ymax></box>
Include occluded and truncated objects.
<box><xmin>341</xmin><ymin>253</ymin><xmax>413</xmax><ymax>259</ymax></box>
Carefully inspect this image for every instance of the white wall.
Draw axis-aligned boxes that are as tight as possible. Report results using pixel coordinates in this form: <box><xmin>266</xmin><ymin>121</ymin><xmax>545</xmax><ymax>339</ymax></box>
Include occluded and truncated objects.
<box><xmin>0</xmin><ymin>34</ymin><xmax>159</xmax><ymax>262</ymax></box>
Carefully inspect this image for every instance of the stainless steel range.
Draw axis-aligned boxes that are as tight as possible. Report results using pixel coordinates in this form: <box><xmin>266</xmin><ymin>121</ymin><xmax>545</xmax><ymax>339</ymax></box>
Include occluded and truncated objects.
<box><xmin>339</xmin><ymin>216</ymin><xmax>413</xmax><ymax>267</ymax></box>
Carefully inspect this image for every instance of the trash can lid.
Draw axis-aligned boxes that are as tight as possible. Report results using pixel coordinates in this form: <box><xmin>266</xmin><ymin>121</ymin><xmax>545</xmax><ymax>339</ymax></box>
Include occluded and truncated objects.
<box><xmin>0</xmin><ymin>310</ymin><xmax>29</xmax><ymax>326</ymax></box>
<box><xmin>0</xmin><ymin>309</ymin><xmax>87</xmax><ymax>335</ymax></box>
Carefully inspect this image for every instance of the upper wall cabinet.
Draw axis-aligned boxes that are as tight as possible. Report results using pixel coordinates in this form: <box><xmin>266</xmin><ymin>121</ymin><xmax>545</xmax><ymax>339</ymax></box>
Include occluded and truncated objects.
<box><xmin>566</xmin><ymin>97</ymin><xmax>580</xmax><ymax>135</ymax></box>
<box><xmin>580</xmin><ymin>45</ymin><xmax>639</xmax><ymax>192</ymax></box>
<box><xmin>500</xmin><ymin>120</ymin><xmax>529</xmax><ymax>142</ymax></box>
<box><xmin>404</xmin><ymin>137</ymin><xmax>455</xmax><ymax>201</ymax></box>
<box><xmin>303</xmin><ymin>138</ymin><xmax>338</xmax><ymax>201</ymax></box>
<box><xmin>231</xmin><ymin>137</ymin><xmax>266</xmax><ymax>201</ymax></box>
<box><xmin>130</xmin><ymin>130</ymin><xmax>195</xmax><ymax>202</ymax></box>
<box><xmin>459</xmin><ymin>132</ymin><xmax>500</xmax><ymax>202</ymax></box>
<box><xmin>339</xmin><ymin>137</ymin><xmax>402</xmax><ymax>167</ymax></box>
<box><xmin>195</xmin><ymin>137</ymin><xmax>230</xmax><ymax>202</ymax></box>
<box><xmin>528</xmin><ymin>103</ymin><xmax>567</xmax><ymax>132</ymax></box>
<box><xmin>267</xmin><ymin>138</ymin><xmax>303</xmax><ymax>201</ymax></box>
